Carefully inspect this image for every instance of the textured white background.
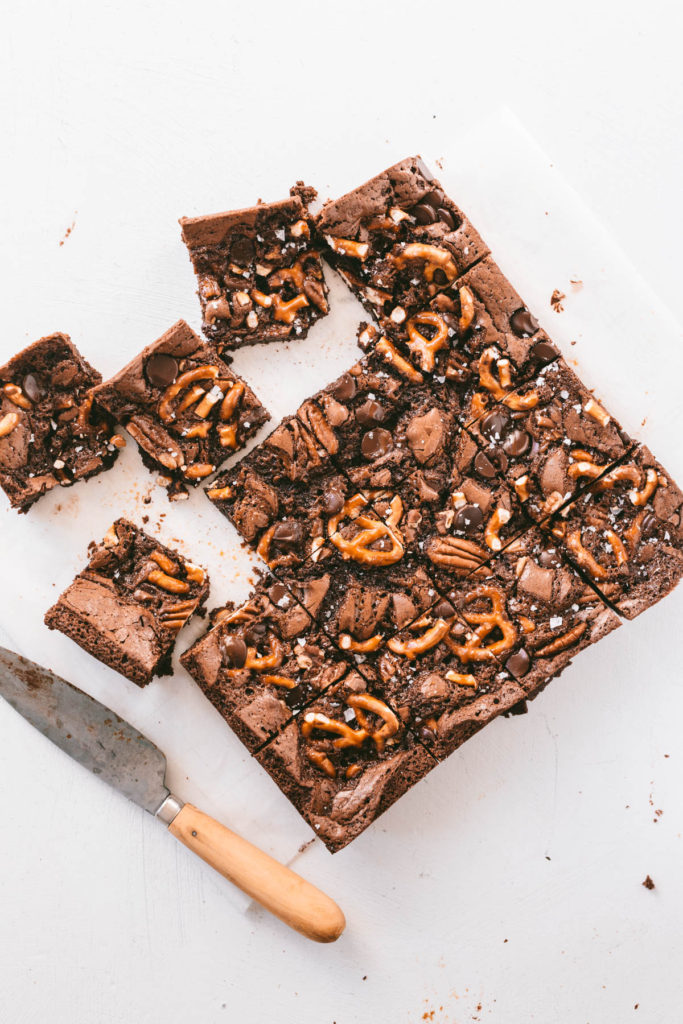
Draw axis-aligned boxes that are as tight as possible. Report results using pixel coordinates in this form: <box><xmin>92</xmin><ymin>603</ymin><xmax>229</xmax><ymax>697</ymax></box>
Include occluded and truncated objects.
<box><xmin>1</xmin><ymin>2</ymin><xmax>682</xmax><ymax>1022</ymax></box>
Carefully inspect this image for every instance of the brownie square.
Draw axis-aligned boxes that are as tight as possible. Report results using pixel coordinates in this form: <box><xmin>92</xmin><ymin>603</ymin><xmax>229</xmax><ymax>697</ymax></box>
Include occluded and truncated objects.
<box><xmin>316</xmin><ymin>156</ymin><xmax>488</xmax><ymax>325</ymax></box>
<box><xmin>440</xmin><ymin>526</ymin><xmax>622</xmax><ymax>695</ymax></box>
<box><xmin>180</xmin><ymin>577</ymin><xmax>348</xmax><ymax>753</ymax></box>
<box><xmin>386</xmin><ymin>428</ymin><xmax>532</xmax><ymax>592</ymax></box>
<box><xmin>549</xmin><ymin>444</ymin><xmax>683</xmax><ymax>619</ymax></box>
<box><xmin>45</xmin><ymin>519</ymin><xmax>209</xmax><ymax>687</ymax></box>
<box><xmin>0</xmin><ymin>333</ymin><xmax>122</xmax><ymax>513</ymax></box>
<box><xmin>363</xmin><ymin>255</ymin><xmax>558</xmax><ymax>384</ymax></box>
<box><xmin>255</xmin><ymin>667</ymin><xmax>437</xmax><ymax>852</ymax></box>
<box><xmin>92</xmin><ymin>320</ymin><xmax>269</xmax><ymax>499</ymax></box>
<box><xmin>180</xmin><ymin>184</ymin><xmax>328</xmax><ymax>352</ymax></box>
<box><xmin>284</xmin><ymin>559</ymin><xmax>442</xmax><ymax>655</ymax></box>
<box><xmin>466</xmin><ymin>357</ymin><xmax>634</xmax><ymax>521</ymax></box>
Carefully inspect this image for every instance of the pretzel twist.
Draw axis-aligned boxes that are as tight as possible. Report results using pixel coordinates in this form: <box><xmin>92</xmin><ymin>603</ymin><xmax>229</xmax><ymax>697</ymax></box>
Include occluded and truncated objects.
<box><xmin>406</xmin><ymin>311</ymin><xmax>449</xmax><ymax>372</ymax></box>
<box><xmin>445</xmin><ymin>586</ymin><xmax>518</xmax><ymax>662</ymax></box>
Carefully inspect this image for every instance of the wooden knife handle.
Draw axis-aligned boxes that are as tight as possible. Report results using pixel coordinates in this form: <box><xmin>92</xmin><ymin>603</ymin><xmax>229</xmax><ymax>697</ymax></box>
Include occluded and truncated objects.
<box><xmin>168</xmin><ymin>803</ymin><xmax>345</xmax><ymax>943</ymax></box>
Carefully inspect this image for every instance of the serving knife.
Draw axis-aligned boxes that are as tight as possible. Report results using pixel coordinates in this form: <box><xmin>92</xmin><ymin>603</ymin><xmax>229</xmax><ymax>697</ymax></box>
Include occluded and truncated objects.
<box><xmin>0</xmin><ymin>646</ymin><xmax>345</xmax><ymax>943</ymax></box>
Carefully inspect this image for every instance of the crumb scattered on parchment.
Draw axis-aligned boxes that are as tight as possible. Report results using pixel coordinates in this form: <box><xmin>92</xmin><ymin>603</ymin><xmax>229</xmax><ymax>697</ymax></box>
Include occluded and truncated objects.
<box><xmin>550</xmin><ymin>289</ymin><xmax>565</xmax><ymax>312</ymax></box>
<box><xmin>59</xmin><ymin>215</ymin><xmax>77</xmax><ymax>246</ymax></box>
<box><xmin>297</xmin><ymin>838</ymin><xmax>315</xmax><ymax>855</ymax></box>
<box><xmin>436</xmin><ymin>158</ymin><xmax>444</xmax><ymax>170</ymax></box>
<box><xmin>570</xmin><ymin>278</ymin><xmax>584</xmax><ymax>291</ymax></box>
<box><xmin>642</xmin><ymin>875</ymin><xmax>655</xmax><ymax>890</ymax></box>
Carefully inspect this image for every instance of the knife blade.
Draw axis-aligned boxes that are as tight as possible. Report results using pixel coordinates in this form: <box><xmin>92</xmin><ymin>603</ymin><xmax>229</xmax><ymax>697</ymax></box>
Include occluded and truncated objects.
<box><xmin>0</xmin><ymin>646</ymin><xmax>345</xmax><ymax>943</ymax></box>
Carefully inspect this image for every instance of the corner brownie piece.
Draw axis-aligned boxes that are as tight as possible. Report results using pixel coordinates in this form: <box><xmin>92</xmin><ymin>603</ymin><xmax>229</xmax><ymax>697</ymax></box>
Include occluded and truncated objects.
<box><xmin>550</xmin><ymin>444</ymin><xmax>683</xmax><ymax>619</ymax></box>
<box><xmin>92</xmin><ymin>320</ymin><xmax>269</xmax><ymax>498</ymax></box>
<box><xmin>180</xmin><ymin>577</ymin><xmax>348</xmax><ymax>753</ymax></box>
<box><xmin>255</xmin><ymin>668</ymin><xmax>437</xmax><ymax>852</ymax></box>
<box><xmin>45</xmin><ymin>519</ymin><xmax>209</xmax><ymax>686</ymax></box>
<box><xmin>0</xmin><ymin>333</ymin><xmax>123</xmax><ymax>512</ymax></box>
<box><xmin>316</xmin><ymin>156</ymin><xmax>488</xmax><ymax>326</ymax></box>
<box><xmin>467</xmin><ymin>358</ymin><xmax>634</xmax><ymax>521</ymax></box>
<box><xmin>180</xmin><ymin>184</ymin><xmax>328</xmax><ymax>351</ymax></box>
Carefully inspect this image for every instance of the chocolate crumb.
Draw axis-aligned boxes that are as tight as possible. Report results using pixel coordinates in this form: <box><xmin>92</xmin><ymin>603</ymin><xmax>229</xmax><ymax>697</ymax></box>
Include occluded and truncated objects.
<box><xmin>550</xmin><ymin>289</ymin><xmax>565</xmax><ymax>312</ymax></box>
<box><xmin>642</xmin><ymin>875</ymin><xmax>655</xmax><ymax>890</ymax></box>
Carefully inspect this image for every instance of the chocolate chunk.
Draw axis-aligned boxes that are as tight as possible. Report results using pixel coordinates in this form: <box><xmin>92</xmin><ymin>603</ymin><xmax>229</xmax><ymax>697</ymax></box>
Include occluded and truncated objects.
<box><xmin>222</xmin><ymin>635</ymin><xmax>248</xmax><ymax>669</ymax></box>
<box><xmin>323</xmin><ymin>490</ymin><xmax>344</xmax><ymax>515</ymax></box>
<box><xmin>22</xmin><ymin>373</ymin><xmax>43</xmax><ymax>402</ymax></box>
<box><xmin>437</xmin><ymin>208</ymin><xmax>455</xmax><ymax>230</ymax></box>
<box><xmin>412</xmin><ymin>204</ymin><xmax>437</xmax><ymax>225</ymax></box>
<box><xmin>510</xmin><ymin>308</ymin><xmax>539</xmax><ymax>337</ymax></box>
<box><xmin>505</xmin><ymin>649</ymin><xmax>531</xmax><ymax>678</ymax></box>
<box><xmin>244</xmin><ymin>621</ymin><xmax>267</xmax><ymax>645</ymax></box>
<box><xmin>361</xmin><ymin>428</ymin><xmax>393</xmax><ymax>459</ymax></box>
<box><xmin>231</xmin><ymin>235</ymin><xmax>255</xmax><ymax>264</ymax></box>
<box><xmin>454</xmin><ymin>504</ymin><xmax>484</xmax><ymax>534</ymax></box>
<box><xmin>433</xmin><ymin>599</ymin><xmax>455</xmax><ymax>619</ymax></box>
<box><xmin>530</xmin><ymin>340</ymin><xmax>559</xmax><ymax>365</ymax></box>
<box><xmin>479</xmin><ymin>408</ymin><xmax>512</xmax><ymax>441</ymax></box>
<box><xmin>145</xmin><ymin>353</ymin><xmax>178</xmax><ymax>388</ymax></box>
<box><xmin>356</xmin><ymin>399</ymin><xmax>387</xmax><ymax>427</ymax></box>
<box><xmin>329</xmin><ymin>373</ymin><xmax>356</xmax><ymax>402</ymax></box>
<box><xmin>271</xmin><ymin>521</ymin><xmax>303</xmax><ymax>551</ymax></box>
<box><xmin>474</xmin><ymin>449</ymin><xmax>508</xmax><ymax>478</ymax></box>
<box><xmin>502</xmin><ymin>428</ymin><xmax>531</xmax><ymax>457</ymax></box>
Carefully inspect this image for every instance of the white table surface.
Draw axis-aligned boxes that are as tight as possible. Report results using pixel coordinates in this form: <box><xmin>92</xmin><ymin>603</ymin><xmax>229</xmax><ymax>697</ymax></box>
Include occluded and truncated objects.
<box><xmin>1</xmin><ymin>2</ymin><xmax>683</xmax><ymax>1022</ymax></box>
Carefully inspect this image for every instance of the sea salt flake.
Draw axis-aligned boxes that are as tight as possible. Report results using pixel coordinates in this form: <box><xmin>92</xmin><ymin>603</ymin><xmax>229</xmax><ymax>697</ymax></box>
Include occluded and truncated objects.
<box><xmin>549</xmin><ymin>616</ymin><xmax>563</xmax><ymax>629</ymax></box>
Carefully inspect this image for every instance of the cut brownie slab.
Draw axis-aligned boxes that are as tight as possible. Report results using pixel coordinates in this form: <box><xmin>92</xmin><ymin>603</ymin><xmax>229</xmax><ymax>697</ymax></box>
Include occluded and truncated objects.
<box><xmin>255</xmin><ymin>668</ymin><xmax>437</xmax><ymax>852</ymax></box>
<box><xmin>0</xmin><ymin>333</ymin><xmax>123</xmax><ymax>512</ymax></box>
<box><xmin>180</xmin><ymin>577</ymin><xmax>348</xmax><ymax>753</ymax></box>
<box><xmin>467</xmin><ymin>357</ymin><xmax>634</xmax><ymax>521</ymax></box>
<box><xmin>92</xmin><ymin>320</ymin><xmax>269</xmax><ymax>499</ymax></box>
<box><xmin>45</xmin><ymin>519</ymin><xmax>209</xmax><ymax>687</ymax></box>
<box><xmin>180</xmin><ymin>184</ymin><xmax>328</xmax><ymax>352</ymax></box>
<box><xmin>549</xmin><ymin>444</ymin><xmax>683</xmax><ymax>619</ymax></box>
<box><xmin>316</xmin><ymin>156</ymin><xmax>488</xmax><ymax>325</ymax></box>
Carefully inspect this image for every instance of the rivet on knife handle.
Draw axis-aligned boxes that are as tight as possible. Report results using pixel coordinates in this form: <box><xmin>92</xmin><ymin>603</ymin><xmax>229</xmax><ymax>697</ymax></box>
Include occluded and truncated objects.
<box><xmin>157</xmin><ymin>796</ymin><xmax>346</xmax><ymax>943</ymax></box>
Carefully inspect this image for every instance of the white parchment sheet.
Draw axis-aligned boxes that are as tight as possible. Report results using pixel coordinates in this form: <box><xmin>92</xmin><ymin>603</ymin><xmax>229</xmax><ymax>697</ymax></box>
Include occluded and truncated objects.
<box><xmin>1</xmin><ymin>109</ymin><xmax>681</xmax><ymax>913</ymax></box>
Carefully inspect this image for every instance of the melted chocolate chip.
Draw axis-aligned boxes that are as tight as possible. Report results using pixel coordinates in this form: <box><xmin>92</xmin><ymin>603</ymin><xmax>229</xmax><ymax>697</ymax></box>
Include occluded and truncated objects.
<box><xmin>505</xmin><ymin>649</ymin><xmax>531</xmax><ymax>678</ymax></box>
<box><xmin>413</xmin><ymin>204</ymin><xmax>437</xmax><ymax>225</ymax></box>
<box><xmin>502</xmin><ymin>428</ymin><xmax>531</xmax><ymax>457</ymax></box>
<box><xmin>454</xmin><ymin>504</ymin><xmax>484</xmax><ymax>534</ymax></box>
<box><xmin>356</xmin><ymin>399</ymin><xmax>386</xmax><ymax>427</ymax></box>
<box><xmin>271</xmin><ymin>521</ymin><xmax>303</xmax><ymax>551</ymax></box>
<box><xmin>510</xmin><ymin>308</ymin><xmax>539</xmax><ymax>337</ymax></box>
<box><xmin>641</xmin><ymin>512</ymin><xmax>657</xmax><ymax>537</ymax></box>
<box><xmin>530</xmin><ymin>340</ymin><xmax>558</xmax><ymax>365</ymax></box>
<box><xmin>437</xmin><ymin>207</ymin><xmax>455</xmax><ymax>230</ymax></box>
<box><xmin>433</xmin><ymin>599</ymin><xmax>455</xmax><ymax>619</ymax></box>
<box><xmin>268</xmin><ymin>583</ymin><xmax>290</xmax><ymax>606</ymax></box>
<box><xmin>538</xmin><ymin>548</ymin><xmax>561</xmax><ymax>568</ymax></box>
<box><xmin>232</xmin><ymin>235</ymin><xmax>254</xmax><ymax>264</ymax></box>
<box><xmin>361</xmin><ymin>428</ymin><xmax>393</xmax><ymax>459</ymax></box>
<box><xmin>474</xmin><ymin>449</ymin><xmax>508</xmax><ymax>478</ymax></box>
<box><xmin>329</xmin><ymin>373</ymin><xmax>356</xmax><ymax>402</ymax></box>
<box><xmin>432</xmin><ymin>268</ymin><xmax>448</xmax><ymax>286</ymax></box>
<box><xmin>145</xmin><ymin>353</ymin><xmax>178</xmax><ymax>388</ymax></box>
<box><xmin>419</xmin><ymin>725</ymin><xmax>436</xmax><ymax>742</ymax></box>
<box><xmin>222</xmin><ymin>635</ymin><xmax>247</xmax><ymax>669</ymax></box>
<box><xmin>424</xmin><ymin>190</ymin><xmax>444</xmax><ymax>209</ymax></box>
<box><xmin>479</xmin><ymin>408</ymin><xmax>512</xmax><ymax>441</ymax></box>
<box><xmin>323</xmin><ymin>490</ymin><xmax>344</xmax><ymax>515</ymax></box>
<box><xmin>22</xmin><ymin>373</ymin><xmax>43</xmax><ymax>402</ymax></box>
